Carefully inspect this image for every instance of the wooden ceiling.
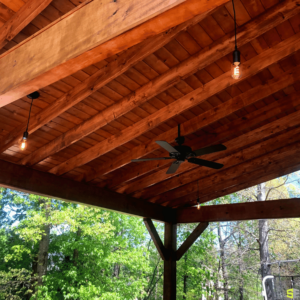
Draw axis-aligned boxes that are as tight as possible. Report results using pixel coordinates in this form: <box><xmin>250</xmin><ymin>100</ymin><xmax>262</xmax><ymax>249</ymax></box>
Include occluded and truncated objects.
<box><xmin>1</xmin><ymin>0</ymin><xmax>300</xmax><ymax>210</ymax></box>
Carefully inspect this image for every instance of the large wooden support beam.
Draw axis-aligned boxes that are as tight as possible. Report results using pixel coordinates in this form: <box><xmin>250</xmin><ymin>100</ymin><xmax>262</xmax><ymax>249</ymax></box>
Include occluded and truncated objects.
<box><xmin>144</xmin><ymin>218</ymin><xmax>167</xmax><ymax>260</ymax></box>
<box><xmin>176</xmin><ymin>222</ymin><xmax>208</xmax><ymax>261</ymax></box>
<box><xmin>164</xmin><ymin>223</ymin><xmax>177</xmax><ymax>300</ymax></box>
<box><xmin>0</xmin><ymin>0</ymin><xmax>229</xmax><ymax>106</ymax></box>
<box><xmin>0</xmin><ymin>159</ymin><xmax>174</xmax><ymax>222</ymax></box>
<box><xmin>177</xmin><ymin>199</ymin><xmax>300</xmax><ymax>223</ymax></box>
<box><xmin>0</xmin><ymin>0</ymin><xmax>53</xmax><ymax>49</ymax></box>
<box><xmin>16</xmin><ymin>0</ymin><xmax>299</xmax><ymax>168</ymax></box>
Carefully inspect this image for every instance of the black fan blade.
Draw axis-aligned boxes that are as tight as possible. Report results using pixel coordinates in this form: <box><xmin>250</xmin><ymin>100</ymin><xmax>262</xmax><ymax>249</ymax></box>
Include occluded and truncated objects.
<box><xmin>156</xmin><ymin>141</ymin><xmax>179</xmax><ymax>153</ymax></box>
<box><xmin>193</xmin><ymin>144</ymin><xmax>227</xmax><ymax>156</ymax></box>
<box><xmin>132</xmin><ymin>157</ymin><xmax>173</xmax><ymax>162</ymax></box>
<box><xmin>166</xmin><ymin>161</ymin><xmax>182</xmax><ymax>174</ymax></box>
<box><xmin>188</xmin><ymin>157</ymin><xmax>223</xmax><ymax>169</ymax></box>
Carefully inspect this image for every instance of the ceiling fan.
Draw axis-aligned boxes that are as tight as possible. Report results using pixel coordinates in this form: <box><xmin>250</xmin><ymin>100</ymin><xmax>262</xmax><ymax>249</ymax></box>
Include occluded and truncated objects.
<box><xmin>132</xmin><ymin>125</ymin><xmax>227</xmax><ymax>174</ymax></box>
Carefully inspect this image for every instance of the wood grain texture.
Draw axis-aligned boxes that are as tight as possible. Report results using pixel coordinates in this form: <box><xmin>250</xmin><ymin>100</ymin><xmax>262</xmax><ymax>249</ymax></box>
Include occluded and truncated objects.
<box><xmin>144</xmin><ymin>218</ymin><xmax>168</xmax><ymax>260</ymax></box>
<box><xmin>27</xmin><ymin>0</ymin><xmax>300</xmax><ymax>174</ymax></box>
<box><xmin>177</xmin><ymin>199</ymin><xmax>300</xmax><ymax>223</ymax></box>
<box><xmin>0</xmin><ymin>0</ymin><xmax>53</xmax><ymax>49</ymax></box>
<box><xmin>17</xmin><ymin>11</ymin><xmax>214</xmax><ymax>167</ymax></box>
<box><xmin>50</xmin><ymin>31</ymin><xmax>300</xmax><ymax>178</ymax></box>
<box><xmin>0</xmin><ymin>0</ymin><xmax>229</xmax><ymax>106</ymax></box>
<box><xmin>0</xmin><ymin>159</ymin><xmax>175</xmax><ymax>222</ymax></box>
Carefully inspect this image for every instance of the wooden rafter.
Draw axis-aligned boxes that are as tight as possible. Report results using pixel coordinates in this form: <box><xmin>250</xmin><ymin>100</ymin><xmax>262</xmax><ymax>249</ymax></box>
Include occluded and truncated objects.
<box><xmin>172</xmin><ymin>162</ymin><xmax>300</xmax><ymax>208</ymax></box>
<box><xmin>155</xmin><ymin>130</ymin><xmax>300</xmax><ymax>205</ymax></box>
<box><xmin>0</xmin><ymin>0</ymin><xmax>53</xmax><ymax>49</ymax></box>
<box><xmin>177</xmin><ymin>199</ymin><xmax>300</xmax><ymax>223</ymax></box>
<box><xmin>50</xmin><ymin>31</ymin><xmax>300</xmax><ymax>180</ymax></box>
<box><xmin>104</xmin><ymin>89</ymin><xmax>300</xmax><ymax>191</ymax></box>
<box><xmin>0</xmin><ymin>0</ymin><xmax>295</xmax><ymax>167</ymax></box>
<box><xmin>16</xmin><ymin>11</ymin><xmax>215</xmax><ymax>166</ymax></box>
<box><xmin>0</xmin><ymin>0</ymin><xmax>229</xmax><ymax>106</ymax></box>
<box><xmin>113</xmin><ymin>73</ymin><xmax>300</xmax><ymax>195</ymax></box>
<box><xmin>27</xmin><ymin>0</ymin><xmax>300</xmax><ymax>177</ymax></box>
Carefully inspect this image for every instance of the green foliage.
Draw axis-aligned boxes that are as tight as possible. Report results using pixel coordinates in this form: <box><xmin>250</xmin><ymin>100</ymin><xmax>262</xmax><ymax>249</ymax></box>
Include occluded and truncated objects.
<box><xmin>1</xmin><ymin>172</ymin><xmax>300</xmax><ymax>299</ymax></box>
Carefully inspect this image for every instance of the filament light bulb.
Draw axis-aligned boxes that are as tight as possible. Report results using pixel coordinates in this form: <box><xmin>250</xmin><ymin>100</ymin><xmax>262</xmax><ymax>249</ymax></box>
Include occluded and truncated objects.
<box><xmin>20</xmin><ymin>131</ymin><xmax>28</xmax><ymax>151</ymax></box>
<box><xmin>231</xmin><ymin>49</ymin><xmax>242</xmax><ymax>80</ymax></box>
<box><xmin>197</xmin><ymin>198</ymin><xmax>200</xmax><ymax>210</ymax></box>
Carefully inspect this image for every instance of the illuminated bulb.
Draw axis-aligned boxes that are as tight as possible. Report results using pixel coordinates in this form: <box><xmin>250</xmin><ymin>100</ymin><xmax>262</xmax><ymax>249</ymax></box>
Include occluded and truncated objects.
<box><xmin>197</xmin><ymin>198</ymin><xmax>200</xmax><ymax>210</ymax></box>
<box><xmin>231</xmin><ymin>49</ymin><xmax>242</xmax><ymax>80</ymax></box>
<box><xmin>20</xmin><ymin>131</ymin><xmax>28</xmax><ymax>151</ymax></box>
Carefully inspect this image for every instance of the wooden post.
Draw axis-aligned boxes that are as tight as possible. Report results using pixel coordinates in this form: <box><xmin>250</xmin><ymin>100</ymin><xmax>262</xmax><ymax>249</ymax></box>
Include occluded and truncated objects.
<box><xmin>164</xmin><ymin>222</ymin><xmax>177</xmax><ymax>300</ymax></box>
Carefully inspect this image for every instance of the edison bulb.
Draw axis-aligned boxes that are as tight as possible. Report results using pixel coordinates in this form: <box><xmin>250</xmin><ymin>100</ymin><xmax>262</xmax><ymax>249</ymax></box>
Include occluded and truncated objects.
<box><xmin>20</xmin><ymin>138</ymin><xmax>27</xmax><ymax>151</ymax></box>
<box><xmin>20</xmin><ymin>131</ymin><xmax>28</xmax><ymax>151</ymax></box>
<box><xmin>231</xmin><ymin>62</ymin><xmax>242</xmax><ymax>80</ymax></box>
<box><xmin>197</xmin><ymin>203</ymin><xmax>200</xmax><ymax>210</ymax></box>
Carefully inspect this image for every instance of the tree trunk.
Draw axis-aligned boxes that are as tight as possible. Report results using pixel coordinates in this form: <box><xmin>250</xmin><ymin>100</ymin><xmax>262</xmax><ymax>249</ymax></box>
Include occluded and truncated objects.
<box><xmin>36</xmin><ymin>200</ymin><xmax>51</xmax><ymax>287</ymax></box>
<box><xmin>183</xmin><ymin>254</ymin><xmax>188</xmax><ymax>299</ymax></box>
<box><xmin>217</xmin><ymin>223</ymin><xmax>229</xmax><ymax>300</ymax></box>
<box><xmin>257</xmin><ymin>183</ymin><xmax>272</xmax><ymax>299</ymax></box>
<box><xmin>73</xmin><ymin>228</ymin><xmax>81</xmax><ymax>266</ymax></box>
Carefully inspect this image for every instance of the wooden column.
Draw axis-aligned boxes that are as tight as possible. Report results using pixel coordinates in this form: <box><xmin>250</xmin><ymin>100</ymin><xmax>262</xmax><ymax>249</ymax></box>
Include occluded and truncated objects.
<box><xmin>164</xmin><ymin>222</ymin><xmax>177</xmax><ymax>300</ymax></box>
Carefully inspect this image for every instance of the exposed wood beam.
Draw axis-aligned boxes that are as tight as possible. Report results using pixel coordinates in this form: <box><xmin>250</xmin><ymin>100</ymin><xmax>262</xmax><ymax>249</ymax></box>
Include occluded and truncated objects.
<box><xmin>0</xmin><ymin>0</ymin><xmax>53</xmax><ymax>50</ymax></box>
<box><xmin>17</xmin><ymin>11</ymin><xmax>215</xmax><ymax>166</ymax></box>
<box><xmin>0</xmin><ymin>0</ymin><xmax>229</xmax><ymax>106</ymax></box>
<box><xmin>171</xmin><ymin>159</ymin><xmax>300</xmax><ymax>208</ymax></box>
<box><xmin>100</xmin><ymin>80</ymin><xmax>300</xmax><ymax>190</ymax></box>
<box><xmin>132</xmin><ymin>97</ymin><xmax>300</xmax><ymax>200</ymax></box>
<box><xmin>144</xmin><ymin>218</ymin><xmax>168</xmax><ymax>260</ymax></box>
<box><xmin>164</xmin><ymin>222</ymin><xmax>177</xmax><ymax>300</ymax></box>
<box><xmin>51</xmin><ymin>33</ymin><xmax>300</xmax><ymax>178</ymax></box>
<box><xmin>0</xmin><ymin>159</ymin><xmax>175</xmax><ymax>222</ymax></box>
<box><xmin>29</xmin><ymin>0</ymin><xmax>300</xmax><ymax>175</ymax></box>
<box><xmin>176</xmin><ymin>222</ymin><xmax>208</xmax><ymax>260</ymax></box>
<box><xmin>154</xmin><ymin>129</ymin><xmax>300</xmax><ymax>205</ymax></box>
<box><xmin>176</xmin><ymin>199</ymin><xmax>300</xmax><ymax>223</ymax></box>
<box><xmin>115</xmin><ymin>90</ymin><xmax>300</xmax><ymax>196</ymax></box>
<box><xmin>0</xmin><ymin>0</ymin><xmax>24</xmax><ymax>12</ymax></box>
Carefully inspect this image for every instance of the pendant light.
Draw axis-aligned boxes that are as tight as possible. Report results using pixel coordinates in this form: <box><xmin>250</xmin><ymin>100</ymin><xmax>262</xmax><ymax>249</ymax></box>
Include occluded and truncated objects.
<box><xmin>20</xmin><ymin>91</ymin><xmax>40</xmax><ymax>151</ymax></box>
<box><xmin>197</xmin><ymin>180</ymin><xmax>200</xmax><ymax>210</ymax></box>
<box><xmin>231</xmin><ymin>0</ymin><xmax>242</xmax><ymax>80</ymax></box>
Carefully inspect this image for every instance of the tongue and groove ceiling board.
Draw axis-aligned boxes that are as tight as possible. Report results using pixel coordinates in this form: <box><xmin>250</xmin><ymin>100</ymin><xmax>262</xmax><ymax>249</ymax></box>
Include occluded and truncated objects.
<box><xmin>0</xmin><ymin>0</ymin><xmax>300</xmax><ymax>213</ymax></box>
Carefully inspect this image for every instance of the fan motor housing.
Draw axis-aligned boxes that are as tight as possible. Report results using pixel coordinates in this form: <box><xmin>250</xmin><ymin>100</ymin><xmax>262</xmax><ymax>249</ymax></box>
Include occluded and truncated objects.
<box><xmin>170</xmin><ymin>145</ymin><xmax>195</xmax><ymax>161</ymax></box>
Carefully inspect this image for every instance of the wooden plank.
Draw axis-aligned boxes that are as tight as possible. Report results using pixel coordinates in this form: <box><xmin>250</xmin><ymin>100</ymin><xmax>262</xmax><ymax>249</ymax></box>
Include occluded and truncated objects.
<box><xmin>0</xmin><ymin>158</ymin><xmax>175</xmax><ymax>222</ymax></box>
<box><xmin>172</xmin><ymin>159</ymin><xmax>300</xmax><ymax>208</ymax></box>
<box><xmin>0</xmin><ymin>0</ymin><xmax>229</xmax><ymax>106</ymax></box>
<box><xmin>88</xmin><ymin>61</ymin><xmax>300</xmax><ymax>187</ymax></box>
<box><xmin>18</xmin><ymin>0</ymin><xmax>300</xmax><ymax>169</ymax></box>
<box><xmin>155</xmin><ymin>129</ymin><xmax>300</xmax><ymax>205</ymax></box>
<box><xmin>16</xmin><ymin>11</ymin><xmax>215</xmax><ymax>166</ymax></box>
<box><xmin>176</xmin><ymin>199</ymin><xmax>300</xmax><ymax>223</ymax></box>
<box><xmin>176</xmin><ymin>222</ymin><xmax>208</xmax><ymax>260</ymax></box>
<box><xmin>0</xmin><ymin>0</ymin><xmax>53</xmax><ymax>49</ymax></box>
<box><xmin>132</xmin><ymin>99</ymin><xmax>300</xmax><ymax>199</ymax></box>
<box><xmin>50</xmin><ymin>31</ymin><xmax>300</xmax><ymax>177</ymax></box>
<box><xmin>144</xmin><ymin>218</ymin><xmax>167</xmax><ymax>260</ymax></box>
<box><xmin>164</xmin><ymin>222</ymin><xmax>177</xmax><ymax>300</ymax></box>
<box><xmin>104</xmin><ymin>91</ymin><xmax>300</xmax><ymax>190</ymax></box>
<box><xmin>0</xmin><ymin>0</ymin><xmax>25</xmax><ymax>12</ymax></box>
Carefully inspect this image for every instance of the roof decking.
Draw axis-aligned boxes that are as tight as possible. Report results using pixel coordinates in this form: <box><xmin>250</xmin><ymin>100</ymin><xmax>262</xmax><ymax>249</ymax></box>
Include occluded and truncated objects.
<box><xmin>0</xmin><ymin>0</ymin><xmax>300</xmax><ymax>212</ymax></box>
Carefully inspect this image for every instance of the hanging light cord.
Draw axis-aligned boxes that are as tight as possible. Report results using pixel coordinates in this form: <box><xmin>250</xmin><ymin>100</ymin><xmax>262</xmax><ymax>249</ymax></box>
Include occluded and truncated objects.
<box><xmin>25</xmin><ymin>98</ymin><xmax>34</xmax><ymax>133</ymax></box>
<box><xmin>232</xmin><ymin>0</ymin><xmax>237</xmax><ymax>50</ymax></box>
<box><xmin>197</xmin><ymin>180</ymin><xmax>200</xmax><ymax>199</ymax></box>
